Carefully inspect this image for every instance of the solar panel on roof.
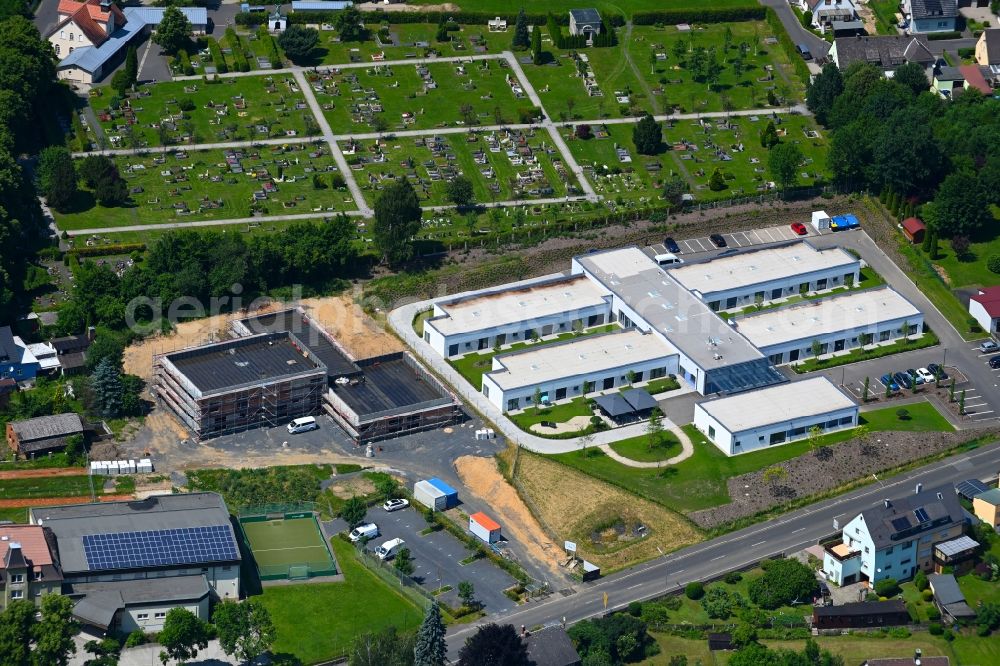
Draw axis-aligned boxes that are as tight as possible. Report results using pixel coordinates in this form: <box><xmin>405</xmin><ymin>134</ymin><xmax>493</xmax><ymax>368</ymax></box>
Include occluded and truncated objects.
<box><xmin>913</xmin><ymin>507</ymin><xmax>930</xmax><ymax>523</ymax></box>
<box><xmin>955</xmin><ymin>479</ymin><xmax>989</xmax><ymax>500</ymax></box>
<box><xmin>82</xmin><ymin>525</ymin><xmax>238</xmax><ymax>571</ymax></box>
<box><xmin>891</xmin><ymin>517</ymin><xmax>911</xmax><ymax>531</ymax></box>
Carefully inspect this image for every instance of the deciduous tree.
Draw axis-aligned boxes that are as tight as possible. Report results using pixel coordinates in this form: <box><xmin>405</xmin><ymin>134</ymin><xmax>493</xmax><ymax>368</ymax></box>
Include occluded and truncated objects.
<box><xmin>278</xmin><ymin>25</ymin><xmax>319</xmax><ymax>64</ymax></box>
<box><xmin>153</xmin><ymin>7</ymin><xmax>192</xmax><ymax>55</ymax></box>
<box><xmin>458</xmin><ymin>624</ymin><xmax>531</xmax><ymax>666</ymax></box>
<box><xmin>213</xmin><ymin>599</ymin><xmax>276</xmax><ymax>665</ymax></box>
<box><xmin>158</xmin><ymin>608</ymin><xmax>212</xmax><ymax>665</ymax></box>
<box><xmin>372</xmin><ymin>179</ymin><xmax>422</xmax><ymax>265</ymax></box>
<box><xmin>632</xmin><ymin>113</ymin><xmax>662</xmax><ymax>155</ymax></box>
<box><xmin>768</xmin><ymin>142</ymin><xmax>803</xmax><ymax>191</ymax></box>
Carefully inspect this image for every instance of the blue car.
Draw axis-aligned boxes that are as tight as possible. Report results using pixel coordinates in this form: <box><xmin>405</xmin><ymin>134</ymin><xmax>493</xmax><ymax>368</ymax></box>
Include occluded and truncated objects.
<box><xmin>880</xmin><ymin>374</ymin><xmax>899</xmax><ymax>391</ymax></box>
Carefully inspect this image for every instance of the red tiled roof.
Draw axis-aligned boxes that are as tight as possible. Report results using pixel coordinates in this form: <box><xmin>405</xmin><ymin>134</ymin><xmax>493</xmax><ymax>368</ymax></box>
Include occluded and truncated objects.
<box><xmin>55</xmin><ymin>0</ymin><xmax>125</xmax><ymax>46</ymax></box>
<box><xmin>0</xmin><ymin>525</ymin><xmax>54</xmax><ymax>570</ymax></box>
<box><xmin>959</xmin><ymin>65</ymin><xmax>992</xmax><ymax>95</ymax></box>
<box><xmin>970</xmin><ymin>286</ymin><xmax>1000</xmax><ymax>317</ymax></box>
<box><xmin>902</xmin><ymin>217</ymin><xmax>925</xmax><ymax>235</ymax></box>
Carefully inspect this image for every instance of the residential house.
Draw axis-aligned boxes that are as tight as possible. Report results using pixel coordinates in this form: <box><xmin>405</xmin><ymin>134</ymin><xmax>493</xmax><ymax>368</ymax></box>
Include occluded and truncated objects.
<box><xmin>866</xmin><ymin>656</ymin><xmax>949</xmax><ymax>666</ymax></box>
<box><xmin>904</xmin><ymin>0</ymin><xmax>959</xmax><ymax>33</ymax></box>
<box><xmin>49</xmin><ymin>0</ymin><xmax>125</xmax><ymax>60</ymax></box>
<box><xmin>523</xmin><ymin>626</ymin><xmax>582</xmax><ymax>666</ymax></box>
<box><xmin>812</xmin><ymin>600</ymin><xmax>910</xmax><ymax>629</ymax></box>
<box><xmin>959</xmin><ymin>64</ymin><xmax>993</xmax><ymax>95</ymax></box>
<box><xmin>968</xmin><ymin>286</ymin><xmax>1000</xmax><ymax>336</ymax></box>
<box><xmin>0</xmin><ymin>326</ymin><xmax>42</xmax><ymax>382</ymax></box>
<box><xmin>568</xmin><ymin>9</ymin><xmax>602</xmax><ymax>38</ymax></box>
<box><xmin>822</xmin><ymin>484</ymin><xmax>965</xmax><ymax>586</ymax></box>
<box><xmin>830</xmin><ymin>34</ymin><xmax>935</xmax><ymax>78</ymax></box>
<box><xmin>51</xmin><ymin>329</ymin><xmax>94</xmax><ymax>376</ymax></box>
<box><xmin>805</xmin><ymin>0</ymin><xmax>857</xmax><ymax>31</ymax></box>
<box><xmin>932</xmin><ymin>535</ymin><xmax>979</xmax><ymax>575</ymax></box>
<box><xmin>932</xmin><ymin>65</ymin><xmax>964</xmax><ymax>97</ymax></box>
<box><xmin>0</xmin><ymin>525</ymin><xmax>64</xmax><ymax>610</ymax></box>
<box><xmin>6</xmin><ymin>413</ymin><xmax>85</xmax><ymax>458</ymax></box>
<box><xmin>927</xmin><ymin>573</ymin><xmax>976</xmax><ymax>622</ymax></box>
<box><xmin>972</xmin><ymin>487</ymin><xmax>1000</xmax><ymax>527</ymax></box>
<box><xmin>30</xmin><ymin>493</ymin><xmax>240</xmax><ymax>633</ymax></box>
<box><xmin>974</xmin><ymin>28</ymin><xmax>1000</xmax><ymax>66</ymax></box>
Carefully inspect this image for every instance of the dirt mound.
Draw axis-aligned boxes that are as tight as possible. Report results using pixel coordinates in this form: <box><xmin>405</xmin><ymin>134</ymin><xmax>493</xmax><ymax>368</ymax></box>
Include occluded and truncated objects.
<box><xmin>454</xmin><ymin>455</ymin><xmax>563</xmax><ymax>579</ymax></box>
<box><xmin>299</xmin><ymin>294</ymin><xmax>402</xmax><ymax>360</ymax></box>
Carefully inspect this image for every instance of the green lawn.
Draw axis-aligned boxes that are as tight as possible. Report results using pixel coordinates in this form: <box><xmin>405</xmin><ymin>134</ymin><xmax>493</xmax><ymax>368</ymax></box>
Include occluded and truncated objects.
<box><xmin>792</xmin><ymin>329</ymin><xmax>940</xmax><ymax>373</ymax></box>
<box><xmin>54</xmin><ymin>145</ymin><xmax>354</xmax><ymax>230</ymax></box>
<box><xmin>609</xmin><ymin>431</ymin><xmax>680</xmax><ymax>462</ymax></box>
<box><xmin>894</xmin><ymin>236</ymin><xmax>982</xmax><ymax>340</ymax></box>
<box><xmin>90</xmin><ymin>75</ymin><xmax>317</xmax><ymax>149</ymax></box>
<box><xmin>551</xmin><ymin>403</ymin><xmax>951</xmax><ymax>513</ymax></box>
<box><xmin>0</xmin><ymin>507</ymin><xmax>29</xmax><ymax>523</ymax></box>
<box><xmin>258</xmin><ymin>538</ymin><xmax>423</xmax><ymax>664</ymax></box>
<box><xmin>448</xmin><ymin>323</ymin><xmax>619</xmax><ymax>388</ymax></box>
<box><xmin>509</xmin><ymin>397</ymin><xmax>594</xmax><ymax>430</ymax></box>
<box><xmin>0</xmin><ymin>476</ymin><xmax>96</xmax><ymax>500</ymax></box>
<box><xmin>313</xmin><ymin>24</ymin><xmax>516</xmax><ymax>69</ymax></box>
<box><xmin>925</xmin><ymin>224</ymin><xmax>1000</xmax><ymax>291</ymax></box>
<box><xmin>418</xmin><ymin>0</ymin><xmax>757</xmax><ymax>16</ymax></box>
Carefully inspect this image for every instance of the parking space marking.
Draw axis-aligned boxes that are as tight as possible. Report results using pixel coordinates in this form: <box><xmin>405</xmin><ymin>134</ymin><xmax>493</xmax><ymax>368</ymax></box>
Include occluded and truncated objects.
<box><xmin>740</xmin><ymin>231</ymin><xmax>755</xmax><ymax>246</ymax></box>
<box><xmin>730</xmin><ymin>234</ymin><xmax>742</xmax><ymax>247</ymax></box>
<box><xmin>762</xmin><ymin>228</ymin><xmax>776</xmax><ymax>242</ymax></box>
<box><xmin>651</xmin><ymin>244</ymin><xmax>666</xmax><ymax>255</ymax></box>
<box><xmin>692</xmin><ymin>237</ymin><xmax>710</xmax><ymax>251</ymax></box>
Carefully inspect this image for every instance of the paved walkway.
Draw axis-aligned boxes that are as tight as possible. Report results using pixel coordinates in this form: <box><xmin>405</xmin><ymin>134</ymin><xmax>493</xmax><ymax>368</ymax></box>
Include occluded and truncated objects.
<box><xmin>62</xmin><ymin>210</ymin><xmax>363</xmax><ymax>236</ymax></box>
<box><xmin>387</xmin><ymin>279</ymin><xmax>687</xmax><ymax>455</ymax></box>
<box><xmin>72</xmin><ymin>134</ymin><xmax>320</xmax><ymax>158</ymax></box>
<box><xmin>599</xmin><ymin>424</ymin><xmax>694</xmax><ymax>468</ymax></box>
<box><xmin>293</xmin><ymin>69</ymin><xmax>373</xmax><ymax>216</ymax></box>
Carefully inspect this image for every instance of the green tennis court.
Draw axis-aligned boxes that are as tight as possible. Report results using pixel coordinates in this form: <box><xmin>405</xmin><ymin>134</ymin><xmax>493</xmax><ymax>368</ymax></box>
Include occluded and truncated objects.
<box><xmin>240</xmin><ymin>515</ymin><xmax>337</xmax><ymax>580</ymax></box>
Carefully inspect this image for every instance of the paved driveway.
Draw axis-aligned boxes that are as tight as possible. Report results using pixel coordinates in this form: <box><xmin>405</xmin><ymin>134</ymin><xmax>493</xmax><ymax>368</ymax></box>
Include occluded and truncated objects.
<box><xmin>647</xmin><ymin>222</ymin><xmax>807</xmax><ymax>259</ymax></box>
<box><xmin>362</xmin><ymin>505</ymin><xmax>519</xmax><ymax>615</ymax></box>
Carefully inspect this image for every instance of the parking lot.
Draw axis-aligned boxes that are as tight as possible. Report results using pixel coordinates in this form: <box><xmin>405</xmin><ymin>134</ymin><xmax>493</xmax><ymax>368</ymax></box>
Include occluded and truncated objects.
<box><xmin>357</xmin><ymin>505</ymin><xmax>518</xmax><ymax>614</ymax></box>
<box><xmin>646</xmin><ymin>223</ymin><xmax>811</xmax><ymax>258</ymax></box>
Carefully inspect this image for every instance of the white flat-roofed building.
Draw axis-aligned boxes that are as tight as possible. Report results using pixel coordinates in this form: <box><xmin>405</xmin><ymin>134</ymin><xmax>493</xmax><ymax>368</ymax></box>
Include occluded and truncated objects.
<box><xmin>693</xmin><ymin>376</ymin><xmax>858</xmax><ymax>455</ymax></box>
<box><xmin>733</xmin><ymin>287</ymin><xmax>923</xmax><ymax>365</ymax></box>
<box><xmin>571</xmin><ymin>248</ymin><xmax>784</xmax><ymax>396</ymax></box>
<box><xmin>667</xmin><ymin>242</ymin><xmax>861</xmax><ymax>312</ymax></box>
<box><xmin>424</xmin><ymin>275</ymin><xmax>611</xmax><ymax>359</ymax></box>
<box><xmin>481</xmin><ymin>329</ymin><xmax>677</xmax><ymax>412</ymax></box>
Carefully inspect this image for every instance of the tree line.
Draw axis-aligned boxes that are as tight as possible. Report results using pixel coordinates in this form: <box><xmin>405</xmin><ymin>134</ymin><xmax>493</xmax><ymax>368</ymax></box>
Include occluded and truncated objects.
<box><xmin>808</xmin><ymin>61</ymin><xmax>1000</xmax><ymax>242</ymax></box>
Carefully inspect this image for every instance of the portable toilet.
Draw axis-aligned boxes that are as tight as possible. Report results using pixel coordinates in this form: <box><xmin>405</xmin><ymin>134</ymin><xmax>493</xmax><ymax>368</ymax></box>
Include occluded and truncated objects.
<box><xmin>427</xmin><ymin>478</ymin><xmax>457</xmax><ymax>509</ymax></box>
<box><xmin>469</xmin><ymin>512</ymin><xmax>501</xmax><ymax>544</ymax></box>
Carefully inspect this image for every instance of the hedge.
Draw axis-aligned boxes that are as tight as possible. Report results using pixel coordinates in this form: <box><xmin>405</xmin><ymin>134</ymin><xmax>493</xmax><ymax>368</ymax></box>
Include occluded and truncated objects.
<box><xmin>236</xmin><ymin>9</ymin><xmax>627</xmax><ymax>28</ymax></box>
<box><xmin>257</xmin><ymin>25</ymin><xmax>283</xmax><ymax>68</ymax></box>
<box><xmin>225</xmin><ymin>27</ymin><xmax>251</xmax><ymax>72</ymax></box>
<box><xmin>927</xmin><ymin>31</ymin><xmax>962</xmax><ymax>40</ymax></box>
<box><xmin>632</xmin><ymin>6</ymin><xmax>764</xmax><ymax>25</ymax></box>
<box><xmin>69</xmin><ymin>243</ymin><xmax>146</xmax><ymax>258</ymax></box>
<box><xmin>176</xmin><ymin>49</ymin><xmax>195</xmax><ymax>76</ymax></box>
<box><xmin>206</xmin><ymin>37</ymin><xmax>228</xmax><ymax>74</ymax></box>
<box><xmin>765</xmin><ymin>8</ymin><xmax>811</xmax><ymax>86</ymax></box>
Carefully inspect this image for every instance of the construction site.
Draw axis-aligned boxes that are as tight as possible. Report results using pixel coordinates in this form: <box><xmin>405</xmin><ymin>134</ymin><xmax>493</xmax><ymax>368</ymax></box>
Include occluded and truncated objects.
<box><xmin>153</xmin><ymin>308</ymin><xmax>460</xmax><ymax>443</ymax></box>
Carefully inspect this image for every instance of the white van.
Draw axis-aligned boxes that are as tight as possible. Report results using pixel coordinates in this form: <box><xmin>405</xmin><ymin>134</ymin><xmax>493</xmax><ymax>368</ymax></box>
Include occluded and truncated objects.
<box><xmin>654</xmin><ymin>252</ymin><xmax>683</xmax><ymax>267</ymax></box>
<box><xmin>286</xmin><ymin>416</ymin><xmax>318</xmax><ymax>434</ymax></box>
<box><xmin>349</xmin><ymin>523</ymin><xmax>379</xmax><ymax>543</ymax></box>
<box><xmin>374</xmin><ymin>537</ymin><xmax>405</xmax><ymax>561</ymax></box>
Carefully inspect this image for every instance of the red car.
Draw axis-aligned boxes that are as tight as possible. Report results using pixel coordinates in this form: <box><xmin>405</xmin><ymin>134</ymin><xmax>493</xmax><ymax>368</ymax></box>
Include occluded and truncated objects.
<box><xmin>790</xmin><ymin>222</ymin><xmax>808</xmax><ymax>236</ymax></box>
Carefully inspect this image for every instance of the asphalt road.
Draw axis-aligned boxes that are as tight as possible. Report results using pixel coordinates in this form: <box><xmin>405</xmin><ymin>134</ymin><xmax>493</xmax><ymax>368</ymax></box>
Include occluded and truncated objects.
<box><xmin>445</xmin><ymin>440</ymin><xmax>1000</xmax><ymax>659</ymax></box>
<box><xmin>760</xmin><ymin>0</ymin><xmax>831</xmax><ymax>59</ymax></box>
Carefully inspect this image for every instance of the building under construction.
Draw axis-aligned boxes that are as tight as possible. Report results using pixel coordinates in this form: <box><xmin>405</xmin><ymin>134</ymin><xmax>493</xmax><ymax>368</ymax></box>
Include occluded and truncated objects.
<box><xmin>231</xmin><ymin>308</ymin><xmax>461</xmax><ymax>443</ymax></box>
<box><xmin>154</xmin><ymin>331</ymin><xmax>327</xmax><ymax>441</ymax></box>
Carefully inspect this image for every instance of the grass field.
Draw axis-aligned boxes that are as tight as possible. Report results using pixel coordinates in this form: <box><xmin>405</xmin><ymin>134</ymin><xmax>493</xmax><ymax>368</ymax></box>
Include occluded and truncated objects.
<box><xmin>564</xmin><ymin>114</ymin><xmax>826</xmax><ymax>206</ymax></box>
<box><xmin>609</xmin><ymin>432</ymin><xmax>681</xmax><ymax>462</ymax></box>
<box><xmin>419</xmin><ymin>0</ymin><xmax>757</xmax><ymax>15</ymax></box>
<box><xmin>91</xmin><ymin>75</ymin><xmax>317</xmax><ymax>149</ymax></box>
<box><xmin>510</xmin><ymin>398</ymin><xmax>594</xmax><ymax>430</ymax></box>
<box><xmin>318</xmin><ymin>59</ymin><xmax>529</xmax><ymax>133</ymax></box>
<box><xmin>54</xmin><ymin>145</ymin><xmax>353</xmax><ymax>230</ymax></box>
<box><xmin>551</xmin><ymin>403</ymin><xmax>953</xmax><ymax>513</ymax></box>
<box><xmin>0</xmin><ymin>476</ymin><xmax>96</xmax><ymax>500</ymax></box>
<box><xmin>514</xmin><ymin>451</ymin><xmax>702</xmax><ymax>569</ymax></box>
<box><xmin>313</xmin><ymin>24</ymin><xmax>516</xmax><ymax>68</ymax></box>
<box><xmin>0</xmin><ymin>507</ymin><xmax>29</xmax><ymax>523</ymax></box>
<box><xmin>258</xmin><ymin>537</ymin><xmax>422</xmax><ymax>664</ymax></box>
<box><xmin>242</xmin><ymin>516</ymin><xmax>336</xmax><ymax>574</ymax></box>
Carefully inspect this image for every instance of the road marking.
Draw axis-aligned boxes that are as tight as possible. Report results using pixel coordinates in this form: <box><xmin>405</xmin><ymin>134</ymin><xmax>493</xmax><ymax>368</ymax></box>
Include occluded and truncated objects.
<box><xmin>751</xmin><ymin>540</ymin><xmax>767</xmax><ymax>547</ymax></box>
<box><xmin>762</xmin><ymin>228</ymin><xmax>776</xmax><ymax>242</ymax></box>
<box><xmin>711</xmin><ymin>554</ymin><xmax>726</xmax><ymax>561</ymax></box>
<box><xmin>731</xmin><ymin>234</ymin><xmax>742</xmax><ymax>247</ymax></box>
<box><xmin>693</xmin><ymin>237</ymin><xmax>710</xmax><ymax>251</ymax></box>
<box><xmin>792</xmin><ymin>527</ymin><xmax>806</xmax><ymax>533</ymax></box>
<box><xmin>672</xmin><ymin>569</ymin><xmax>685</xmax><ymax>575</ymax></box>
<box><xmin>627</xmin><ymin>583</ymin><xmax>643</xmax><ymax>590</ymax></box>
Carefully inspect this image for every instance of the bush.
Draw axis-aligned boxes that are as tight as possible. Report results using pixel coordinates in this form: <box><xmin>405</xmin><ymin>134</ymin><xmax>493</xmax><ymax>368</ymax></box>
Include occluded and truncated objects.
<box><xmin>628</xmin><ymin>601</ymin><xmax>642</xmax><ymax>617</ymax></box>
<box><xmin>927</xmin><ymin>31</ymin><xmax>962</xmax><ymax>40</ymax></box>
<box><xmin>874</xmin><ymin>578</ymin><xmax>899</xmax><ymax>597</ymax></box>
<box><xmin>747</xmin><ymin>559</ymin><xmax>817</xmax><ymax>609</ymax></box>
<box><xmin>178</xmin><ymin>98</ymin><xmax>196</xmax><ymax>112</ymax></box>
<box><xmin>701</xmin><ymin>587</ymin><xmax>737</xmax><ymax>619</ymax></box>
<box><xmin>632</xmin><ymin>7</ymin><xmax>765</xmax><ymax>24</ymax></box>
<box><xmin>988</xmin><ymin>255</ymin><xmax>1000</xmax><ymax>274</ymax></box>
<box><xmin>685</xmin><ymin>582</ymin><xmax>704</xmax><ymax>600</ymax></box>
<box><xmin>921</xmin><ymin>589</ymin><xmax>934</xmax><ymax>602</ymax></box>
<box><xmin>914</xmin><ymin>569</ymin><xmax>929</xmax><ymax>591</ymax></box>
<box><xmin>207</xmin><ymin>38</ymin><xmax>228</xmax><ymax>73</ymax></box>
<box><xmin>942</xmin><ymin>628</ymin><xmax>955</xmax><ymax>642</ymax></box>
<box><xmin>724</xmin><ymin>571</ymin><xmax>743</xmax><ymax>585</ymax></box>
<box><xmin>928</xmin><ymin>622</ymin><xmax>943</xmax><ymax>635</ymax></box>
<box><xmin>662</xmin><ymin>595</ymin><xmax>682</xmax><ymax>611</ymax></box>
<box><xmin>926</xmin><ymin>606</ymin><xmax>941</xmax><ymax>621</ymax></box>
<box><xmin>176</xmin><ymin>49</ymin><xmax>194</xmax><ymax>76</ymax></box>
<box><xmin>124</xmin><ymin>629</ymin><xmax>146</xmax><ymax>648</ymax></box>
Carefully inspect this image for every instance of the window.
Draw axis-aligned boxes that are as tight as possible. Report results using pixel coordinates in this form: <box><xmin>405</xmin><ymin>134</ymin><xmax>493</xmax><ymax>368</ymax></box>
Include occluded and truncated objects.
<box><xmin>222</xmin><ymin>566</ymin><xmax>232</xmax><ymax>571</ymax></box>
<box><xmin>709</xmin><ymin>301</ymin><xmax>721</xmax><ymax>312</ymax></box>
<box><xmin>69</xmin><ymin>32</ymin><xmax>74</xmax><ymax>41</ymax></box>
<box><xmin>725</xmin><ymin>297</ymin><xmax>738</xmax><ymax>309</ymax></box>
<box><xmin>482</xmin><ymin>385</ymin><xmax>489</xmax><ymax>398</ymax></box>
<box><xmin>769</xmin><ymin>431</ymin><xmax>786</xmax><ymax>445</ymax></box>
<box><xmin>901</xmin><ymin>558</ymin><xmax>911</xmax><ymax>565</ymax></box>
<box><xmin>423</xmin><ymin>331</ymin><xmax>430</xmax><ymax>342</ymax></box>
<box><xmin>707</xmin><ymin>425</ymin><xmax>716</xmax><ymax>440</ymax></box>
<box><xmin>839</xmin><ymin>416</ymin><xmax>853</xmax><ymax>425</ymax></box>
<box><xmin>884</xmin><ymin>564</ymin><xmax>892</xmax><ymax>570</ymax></box>
<box><xmin>864</xmin><ymin>546</ymin><xmax>869</xmax><ymax>553</ymax></box>
<box><xmin>137</xmin><ymin>613</ymin><xmax>149</xmax><ymax>620</ymax></box>
<box><xmin>885</xmin><ymin>546</ymin><xmax>893</xmax><ymax>555</ymax></box>
<box><xmin>10</xmin><ymin>574</ymin><xmax>24</xmax><ymax>583</ymax></box>
<box><xmin>11</xmin><ymin>590</ymin><xmax>23</xmax><ymax>599</ymax></box>
<box><xmin>154</xmin><ymin>612</ymin><xmax>166</xmax><ymax>619</ymax></box>
<box><xmin>650</xmin><ymin>367</ymin><xmax>666</xmax><ymax>379</ymax></box>
<box><xmin>60</xmin><ymin>30</ymin><xmax>65</xmax><ymax>38</ymax></box>
<box><xmin>55</xmin><ymin>44</ymin><xmax>60</xmax><ymax>55</ymax></box>
<box><xmin>32</xmin><ymin>572</ymin><xmax>42</xmax><ymax>581</ymax></box>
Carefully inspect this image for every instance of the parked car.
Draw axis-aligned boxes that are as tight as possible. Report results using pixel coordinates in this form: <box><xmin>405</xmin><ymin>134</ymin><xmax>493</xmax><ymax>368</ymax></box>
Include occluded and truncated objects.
<box><xmin>797</xmin><ymin>43</ymin><xmax>812</xmax><ymax>60</ymax></box>
<box><xmin>926</xmin><ymin>363</ymin><xmax>948</xmax><ymax>380</ymax></box>
<box><xmin>990</xmin><ymin>356</ymin><xmax>1000</xmax><ymax>369</ymax></box>
<box><xmin>980</xmin><ymin>340</ymin><xmax>999</xmax><ymax>354</ymax></box>
<box><xmin>374</xmin><ymin>537</ymin><xmax>406</xmax><ymax>561</ymax></box>
<box><xmin>893</xmin><ymin>372</ymin><xmax>913</xmax><ymax>389</ymax></box>
<box><xmin>880</xmin><ymin>373</ymin><xmax>899</xmax><ymax>391</ymax></box>
<box><xmin>906</xmin><ymin>368</ymin><xmax>925</xmax><ymax>385</ymax></box>
<box><xmin>286</xmin><ymin>416</ymin><xmax>318</xmax><ymax>434</ymax></box>
<box><xmin>916</xmin><ymin>368</ymin><xmax>935</xmax><ymax>384</ymax></box>
<box><xmin>790</xmin><ymin>222</ymin><xmax>808</xmax><ymax>236</ymax></box>
<box><xmin>664</xmin><ymin>237</ymin><xmax>681</xmax><ymax>253</ymax></box>
<box><xmin>349</xmin><ymin>523</ymin><xmax>379</xmax><ymax>543</ymax></box>
<box><xmin>383</xmin><ymin>498</ymin><xmax>409</xmax><ymax>512</ymax></box>
<box><xmin>710</xmin><ymin>233</ymin><xmax>727</xmax><ymax>248</ymax></box>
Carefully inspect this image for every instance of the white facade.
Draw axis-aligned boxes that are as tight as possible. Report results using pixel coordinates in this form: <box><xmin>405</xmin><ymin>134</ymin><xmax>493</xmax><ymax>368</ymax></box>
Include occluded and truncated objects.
<box><xmin>481</xmin><ymin>329</ymin><xmax>677</xmax><ymax>412</ymax></box>
<box><xmin>424</xmin><ymin>276</ymin><xmax>611</xmax><ymax>360</ymax></box>
<box><xmin>734</xmin><ymin>287</ymin><xmax>924</xmax><ymax>365</ymax></box>
<box><xmin>968</xmin><ymin>289</ymin><xmax>1000</xmax><ymax>335</ymax></box>
<box><xmin>666</xmin><ymin>242</ymin><xmax>861</xmax><ymax>312</ymax></box>
<box><xmin>115</xmin><ymin>596</ymin><xmax>209</xmax><ymax>633</ymax></box>
<box><xmin>69</xmin><ymin>563</ymin><xmax>240</xmax><ymax>601</ymax></box>
<box><xmin>693</xmin><ymin>377</ymin><xmax>858</xmax><ymax>455</ymax></box>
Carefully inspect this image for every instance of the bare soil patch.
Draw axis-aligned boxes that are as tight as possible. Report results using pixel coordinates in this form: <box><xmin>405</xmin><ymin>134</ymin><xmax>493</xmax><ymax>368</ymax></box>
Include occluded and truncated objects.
<box><xmin>454</xmin><ymin>455</ymin><xmax>564</xmax><ymax>579</ymax></box>
<box><xmin>0</xmin><ymin>467</ymin><xmax>88</xmax><ymax>480</ymax></box>
<box><xmin>355</xmin><ymin>1</ymin><xmax>459</xmax><ymax>11</ymax></box>
<box><xmin>0</xmin><ymin>494</ymin><xmax>134</xmax><ymax>508</ymax></box>
<box><xmin>513</xmin><ymin>452</ymin><xmax>702</xmax><ymax>570</ymax></box>
<box><xmin>324</xmin><ymin>475</ymin><xmax>377</xmax><ymax>500</ymax></box>
<box><xmin>299</xmin><ymin>294</ymin><xmax>402</xmax><ymax>360</ymax></box>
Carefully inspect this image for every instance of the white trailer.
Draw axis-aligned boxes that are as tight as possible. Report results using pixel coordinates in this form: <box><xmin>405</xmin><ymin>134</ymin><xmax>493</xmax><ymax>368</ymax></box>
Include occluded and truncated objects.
<box><xmin>413</xmin><ymin>480</ymin><xmax>447</xmax><ymax>510</ymax></box>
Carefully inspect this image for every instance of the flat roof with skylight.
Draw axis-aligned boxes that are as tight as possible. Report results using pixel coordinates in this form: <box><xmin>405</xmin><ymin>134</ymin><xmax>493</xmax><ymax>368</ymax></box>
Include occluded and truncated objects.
<box><xmin>429</xmin><ymin>275</ymin><xmax>609</xmax><ymax>336</ymax></box>
<box><xmin>734</xmin><ymin>287</ymin><xmax>921</xmax><ymax>348</ymax></box>
<box><xmin>485</xmin><ymin>328</ymin><xmax>675</xmax><ymax>390</ymax></box>
<box><xmin>573</xmin><ymin>247</ymin><xmax>765</xmax><ymax>369</ymax></box>
<box><xmin>696</xmin><ymin>376</ymin><xmax>856</xmax><ymax>433</ymax></box>
<box><xmin>667</xmin><ymin>242</ymin><xmax>859</xmax><ymax>298</ymax></box>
